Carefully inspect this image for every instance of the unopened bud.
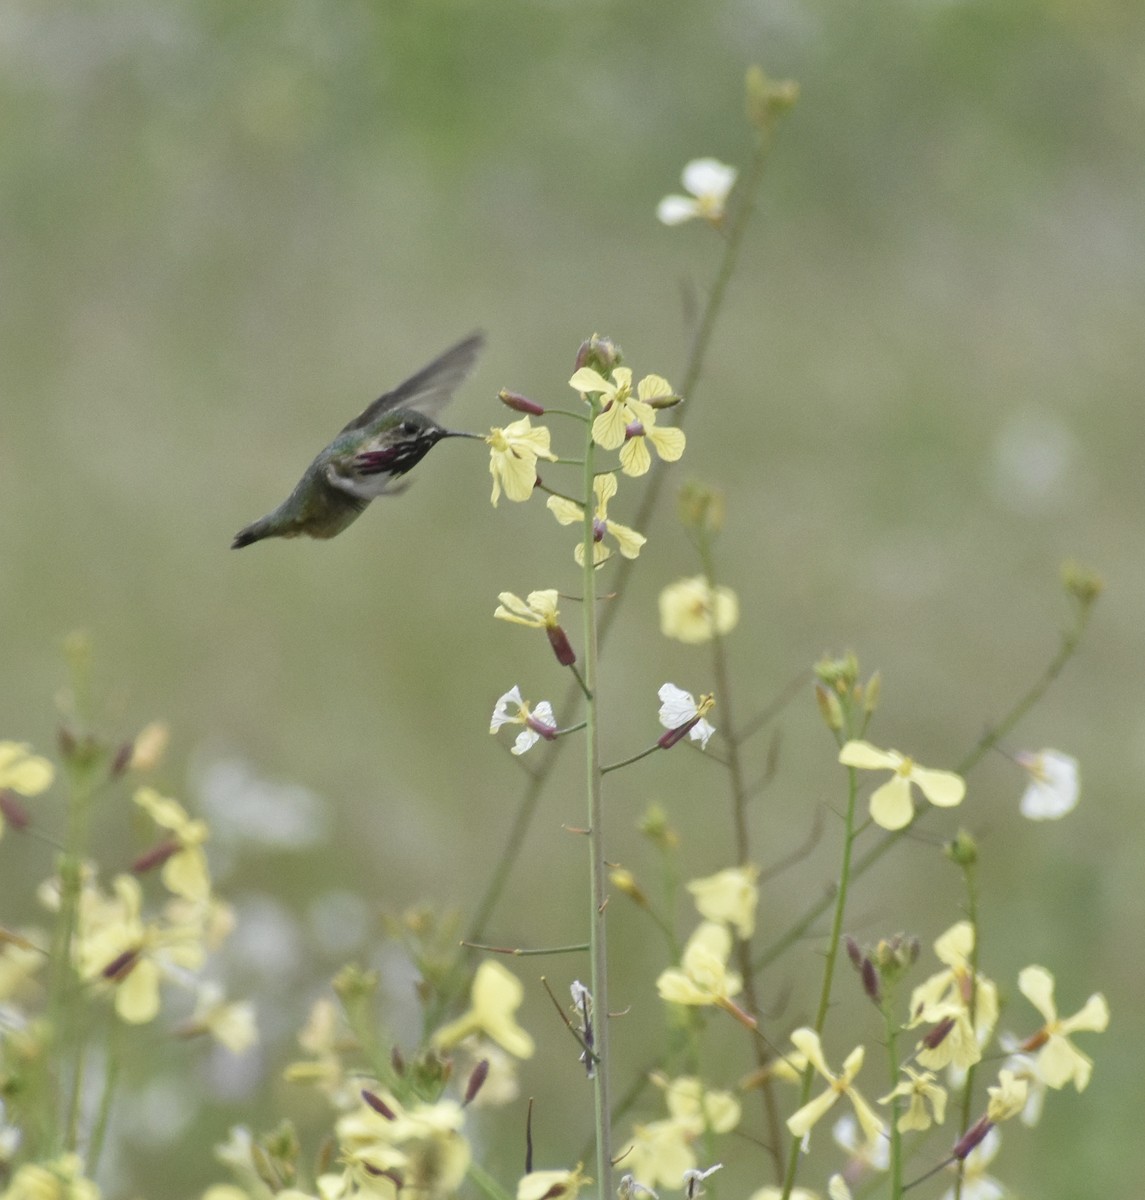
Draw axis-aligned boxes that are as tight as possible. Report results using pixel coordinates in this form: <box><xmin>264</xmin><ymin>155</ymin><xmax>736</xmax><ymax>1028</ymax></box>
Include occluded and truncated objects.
<box><xmin>844</xmin><ymin>935</ymin><xmax>862</xmax><ymax>969</ymax></box>
<box><xmin>638</xmin><ymin>804</ymin><xmax>679</xmax><ymax>851</ymax></box>
<box><xmin>361</xmin><ymin>1089</ymin><xmax>397</xmax><ymax>1120</ymax></box>
<box><xmin>815</xmin><ymin>683</ymin><xmax>844</xmax><ymax>731</ymax></box>
<box><xmin>102</xmin><ymin>947</ymin><xmax>142</xmax><ymax>982</ymax></box>
<box><xmin>644</xmin><ymin>390</ymin><xmax>682</xmax><ymax>411</ymax></box>
<box><xmin>677</xmin><ymin>481</ymin><xmax>725</xmax><ymax>535</ymax></box>
<box><xmin>946</xmin><ymin>830</ymin><xmax>978</xmax><ymax>867</ymax></box>
<box><xmin>863</xmin><ymin>671</ymin><xmax>882</xmax><ymax>715</ymax></box>
<box><xmin>814</xmin><ymin>652</ymin><xmax>860</xmax><ymax>693</ymax></box>
<box><xmin>574</xmin><ymin>334</ymin><xmax>622</xmax><ymax>375</ymax></box>
<box><xmin>952</xmin><ymin>1116</ymin><xmax>993</xmax><ymax>1161</ymax></box>
<box><xmin>609</xmin><ymin>867</ymin><xmax>648</xmax><ymax>908</ymax></box>
<box><xmin>546</xmin><ymin>624</ymin><xmax>576</xmax><ymax>667</ymax></box>
<box><xmin>0</xmin><ymin>790</ymin><xmax>31</xmax><ymax>832</ymax></box>
<box><xmin>1061</xmin><ymin>560</ymin><xmax>1103</xmax><ymax>607</ymax></box>
<box><xmin>110</xmin><ymin>741</ymin><xmax>134</xmax><ymax>779</ymax></box>
<box><xmin>498</xmin><ymin>388</ymin><xmax>546</xmax><ymax>416</ymax></box>
<box><xmin>861</xmin><ymin>957</ymin><xmax>880</xmax><ymax>1004</ymax></box>
<box><xmin>132</xmin><ymin>838</ymin><xmax>181</xmax><ymax>875</ymax></box>
<box><xmin>463</xmin><ymin>1059</ymin><xmax>490</xmax><ymax>1106</ymax></box>
<box><xmin>391</xmin><ymin>1045</ymin><xmax>406</xmax><ymax>1076</ymax></box>
<box><xmin>745</xmin><ymin>65</ymin><xmax>799</xmax><ymax>131</ymax></box>
<box><xmin>922</xmin><ymin>1015</ymin><xmax>956</xmax><ymax>1050</ymax></box>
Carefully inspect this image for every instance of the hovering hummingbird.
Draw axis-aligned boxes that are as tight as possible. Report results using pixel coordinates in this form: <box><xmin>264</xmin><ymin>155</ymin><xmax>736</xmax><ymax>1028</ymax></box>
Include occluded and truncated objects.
<box><xmin>232</xmin><ymin>333</ymin><xmax>485</xmax><ymax>549</ymax></box>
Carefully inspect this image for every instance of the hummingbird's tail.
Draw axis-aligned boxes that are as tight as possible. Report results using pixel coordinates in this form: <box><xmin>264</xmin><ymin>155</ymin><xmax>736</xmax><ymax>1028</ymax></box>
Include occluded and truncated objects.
<box><xmin>231</xmin><ymin>515</ymin><xmax>276</xmax><ymax>549</ymax></box>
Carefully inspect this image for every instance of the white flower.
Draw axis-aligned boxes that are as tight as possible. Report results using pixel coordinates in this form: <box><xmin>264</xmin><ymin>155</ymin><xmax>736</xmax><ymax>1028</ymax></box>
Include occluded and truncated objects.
<box><xmin>657</xmin><ymin>684</ymin><xmax>715</xmax><ymax>750</ymax></box>
<box><xmin>657</xmin><ymin>159</ymin><xmax>737</xmax><ymax>226</ymax></box>
<box><xmin>1015</xmin><ymin>749</ymin><xmax>1079</xmax><ymax>819</ymax></box>
<box><xmin>490</xmin><ymin>686</ymin><xmax>556</xmax><ymax>756</ymax></box>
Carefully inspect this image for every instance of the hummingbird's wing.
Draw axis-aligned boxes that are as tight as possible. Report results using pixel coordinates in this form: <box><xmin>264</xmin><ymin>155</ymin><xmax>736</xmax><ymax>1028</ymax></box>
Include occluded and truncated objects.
<box><xmin>339</xmin><ymin>332</ymin><xmax>485</xmax><ymax>434</ymax></box>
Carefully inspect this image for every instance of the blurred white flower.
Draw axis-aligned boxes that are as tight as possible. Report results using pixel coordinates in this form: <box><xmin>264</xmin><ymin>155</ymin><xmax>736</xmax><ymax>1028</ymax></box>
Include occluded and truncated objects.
<box><xmin>657</xmin><ymin>159</ymin><xmax>737</xmax><ymax>226</ymax></box>
<box><xmin>1015</xmin><ymin>749</ymin><xmax>1079</xmax><ymax>820</ymax></box>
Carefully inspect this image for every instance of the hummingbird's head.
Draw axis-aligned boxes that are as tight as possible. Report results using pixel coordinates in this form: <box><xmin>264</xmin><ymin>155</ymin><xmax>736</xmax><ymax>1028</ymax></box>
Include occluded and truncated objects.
<box><xmin>387</xmin><ymin>409</ymin><xmax>482</xmax><ymax>447</ymax></box>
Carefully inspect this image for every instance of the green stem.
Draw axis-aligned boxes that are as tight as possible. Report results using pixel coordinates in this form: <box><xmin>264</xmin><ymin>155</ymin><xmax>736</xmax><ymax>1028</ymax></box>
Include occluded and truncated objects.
<box><xmin>953</xmin><ymin>859</ymin><xmax>981</xmax><ymax>1200</ymax></box>
<box><xmin>580</xmin><ymin>412</ymin><xmax>613</xmax><ymax>1200</ymax></box>
<box><xmin>601</xmin><ymin>743</ymin><xmax>662</xmax><ymax>774</ymax></box>
<box><xmin>780</xmin><ymin>759</ymin><xmax>858</xmax><ymax>1200</ymax></box>
<box><xmin>883</xmin><ymin>998</ymin><xmax>904</xmax><ymax>1200</ymax></box>
<box><xmin>87</xmin><ymin>1015</ymin><xmax>122</xmax><ymax>1177</ymax></box>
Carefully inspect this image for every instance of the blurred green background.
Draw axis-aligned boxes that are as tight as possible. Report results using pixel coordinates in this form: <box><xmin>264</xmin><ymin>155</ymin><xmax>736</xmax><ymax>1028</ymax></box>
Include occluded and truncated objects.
<box><xmin>2</xmin><ymin>0</ymin><xmax>1143</xmax><ymax>1196</ymax></box>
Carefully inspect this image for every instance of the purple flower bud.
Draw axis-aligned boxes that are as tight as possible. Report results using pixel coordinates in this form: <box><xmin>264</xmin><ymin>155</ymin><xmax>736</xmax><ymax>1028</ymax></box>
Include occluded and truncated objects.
<box><xmin>861</xmin><ymin>957</ymin><xmax>881</xmax><ymax>1004</ymax></box>
<box><xmin>624</xmin><ymin>421</ymin><xmax>645</xmax><ymax>439</ymax></box>
<box><xmin>110</xmin><ymin>741</ymin><xmax>134</xmax><ymax>779</ymax></box>
<box><xmin>546</xmin><ymin>624</ymin><xmax>577</xmax><ymax>667</ymax></box>
<box><xmin>361</xmin><ymin>1089</ymin><xmax>397</xmax><ymax>1120</ymax></box>
<box><xmin>498</xmin><ymin>388</ymin><xmax>546</xmax><ymax>416</ymax></box>
<box><xmin>592</xmin><ymin>518</ymin><xmax>607</xmax><ymax>543</ymax></box>
<box><xmin>0</xmin><ymin>790</ymin><xmax>30</xmax><ymax>831</ymax></box>
<box><xmin>132</xmin><ymin>838</ymin><xmax>181</xmax><ymax>875</ymax></box>
<box><xmin>463</xmin><ymin>1058</ymin><xmax>490</xmax><ymax>1106</ymax></box>
<box><xmin>952</xmin><ymin>1116</ymin><xmax>993</xmax><ymax>1161</ymax></box>
<box><xmin>923</xmin><ymin>1014</ymin><xmax>957</xmax><ymax>1049</ymax></box>
<box><xmin>844</xmin><ymin>935</ymin><xmax>862</xmax><ymax>968</ymax></box>
<box><xmin>102</xmin><ymin>947</ymin><xmax>142</xmax><ymax>982</ymax></box>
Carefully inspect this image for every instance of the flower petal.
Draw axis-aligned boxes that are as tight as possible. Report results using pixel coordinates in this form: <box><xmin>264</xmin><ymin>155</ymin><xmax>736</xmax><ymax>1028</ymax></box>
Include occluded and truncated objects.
<box><xmin>838</xmin><ymin>741</ymin><xmax>902</xmax><ymax>772</ymax></box>
<box><xmin>868</xmin><ymin>775</ymin><xmax>914</xmax><ymax>830</ymax></box>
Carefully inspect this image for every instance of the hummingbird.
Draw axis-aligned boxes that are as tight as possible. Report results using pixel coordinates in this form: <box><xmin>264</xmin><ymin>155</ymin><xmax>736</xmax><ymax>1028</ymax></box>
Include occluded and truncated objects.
<box><xmin>232</xmin><ymin>333</ymin><xmax>485</xmax><ymax>549</ymax></box>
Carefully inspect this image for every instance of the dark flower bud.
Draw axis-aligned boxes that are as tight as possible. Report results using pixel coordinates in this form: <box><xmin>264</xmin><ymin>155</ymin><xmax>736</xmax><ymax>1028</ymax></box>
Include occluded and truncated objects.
<box><xmin>922</xmin><ymin>1014</ymin><xmax>957</xmax><ymax>1050</ymax></box>
<box><xmin>110</xmin><ymin>741</ymin><xmax>134</xmax><ymax>779</ymax></box>
<box><xmin>361</xmin><ymin>1089</ymin><xmax>397</xmax><ymax>1120</ymax></box>
<box><xmin>132</xmin><ymin>838</ymin><xmax>181</xmax><ymax>875</ymax></box>
<box><xmin>463</xmin><ymin>1058</ymin><xmax>490</xmax><ymax>1106</ymax></box>
<box><xmin>102</xmin><ymin>947</ymin><xmax>142</xmax><ymax>982</ymax></box>
<box><xmin>0</xmin><ymin>790</ymin><xmax>31</xmax><ymax>831</ymax></box>
<box><xmin>498</xmin><ymin>389</ymin><xmax>545</xmax><ymax>416</ymax></box>
<box><xmin>574</xmin><ymin>334</ymin><xmax>622</xmax><ymax>375</ymax></box>
<box><xmin>546</xmin><ymin>624</ymin><xmax>576</xmax><ymax>667</ymax></box>
<box><xmin>952</xmin><ymin>1116</ymin><xmax>993</xmax><ymax>1161</ymax></box>
<box><xmin>861</xmin><ymin>957</ymin><xmax>881</xmax><ymax>1004</ymax></box>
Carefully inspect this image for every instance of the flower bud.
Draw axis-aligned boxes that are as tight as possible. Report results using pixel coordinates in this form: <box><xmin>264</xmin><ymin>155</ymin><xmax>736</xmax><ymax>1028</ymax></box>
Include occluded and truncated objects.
<box><xmin>1061</xmin><ymin>560</ymin><xmax>1103</xmax><ymax>607</ymax></box>
<box><xmin>745</xmin><ymin>65</ymin><xmax>799</xmax><ymax>131</ymax></box>
<box><xmin>945</xmin><ymin>830</ymin><xmax>978</xmax><ymax>867</ymax></box>
<box><xmin>814</xmin><ymin>683</ymin><xmax>844</xmax><ymax>731</ymax></box>
<box><xmin>863</xmin><ymin>670</ymin><xmax>882</xmax><ymax>715</ymax></box>
<box><xmin>952</xmin><ymin>1116</ymin><xmax>993</xmax><ymax>1161</ymax></box>
<box><xmin>463</xmin><ymin>1058</ymin><xmax>490</xmax><ymax>1107</ymax></box>
<box><xmin>132</xmin><ymin>838</ymin><xmax>180</xmax><ymax>875</ymax></box>
<box><xmin>499</xmin><ymin>388</ymin><xmax>546</xmax><ymax>416</ymax></box>
<box><xmin>361</xmin><ymin>1089</ymin><xmax>397</xmax><ymax>1119</ymax></box>
<box><xmin>0</xmin><ymin>790</ymin><xmax>31</xmax><ymax>832</ymax></box>
<box><xmin>574</xmin><ymin>334</ymin><xmax>622</xmax><ymax>375</ymax></box>
<box><xmin>638</xmin><ymin>804</ymin><xmax>680</xmax><ymax>851</ymax></box>
<box><xmin>860</xmin><ymin>957</ymin><xmax>881</xmax><ymax>1004</ymax></box>
<box><xmin>546</xmin><ymin>624</ymin><xmax>576</xmax><ymax>667</ymax></box>
<box><xmin>677</xmin><ymin>481</ymin><xmax>725</xmax><ymax>535</ymax></box>
<box><xmin>609</xmin><ymin>867</ymin><xmax>648</xmax><ymax>908</ymax></box>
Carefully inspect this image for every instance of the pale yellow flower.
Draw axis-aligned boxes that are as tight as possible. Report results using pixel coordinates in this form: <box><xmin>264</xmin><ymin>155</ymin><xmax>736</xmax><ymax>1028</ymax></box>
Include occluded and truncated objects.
<box><xmin>659</xmin><ymin>577</ymin><xmax>739</xmax><ymax>644</ymax></box>
<box><xmin>487</xmin><ymin>417</ymin><xmax>556</xmax><ymax>505</ymax></box>
<box><xmin>909</xmin><ymin>921</ymin><xmax>999</xmax><ymax>1047</ymax></box>
<box><xmin>1017</xmin><ymin>965</ymin><xmax>1108</xmax><ymax>1091</ymax></box>
<box><xmin>570</xmin><ymin>367</ymin><xmax>675</xmax><ymax>456</ymax></box>
<box><xmin>546</xmin><ymin>473</ymin><xmax>645</xmax><ymax>566</ymax></box>
<box><xmin>3</xmin><ymin>1153</ymin><xmax>100</xmax><ymax>1200</ymax></box>
<box><xmin>985</xmin><ymin>1068</ymin><xmax>1029</xmax><ymax>1121</ymax></box>
<box><xmin>785</xmin><ymin>1028</ymin><xmax>884</xmax><ymax>1146</ymax></box>
<box><xmin>183</xmin><ymin>982</ymin><xmax>258</xmax><ymax>1053</ymax></box>
<box><xmin>517</xmin><ymin>1167</ymin><xmax>588</xmax><ymax>1200</ymax></box>
<box><xmin>838</xmin><ymin>740</ymin><xmax>965</xmax><ymax>830</ymax></box>
<box><xmin>134</xmin><ymin>786</ymin><xmax>211</xmax><ymax>902</ymax></box>
<box><xmin>0</xmin><ymin>741</ymin><xmax>53</xmax><ymax>839</ymax></box>
<box><xmin>686</xmin><ymin>865</ymin><xmax>759</xmax><ymax>939</ymax></box>
<box><xmin>129</xmin><ymin>721</ymin><xmax>170</xmax><ymax>772</ymax></box>
<box><xmin>879</xmin><ymin>1065</ymin><xmax>947</xmax><ymax>1131</ymax></box>
<box><xmin>656</xmin><ymin>921</ymin><xmax>742</xmax><ymax>1007</ymax></box>
<box><xmin>432</xmin><ymin>960</ymin><xmax>535</xmax><ymax>1058</ymax></box>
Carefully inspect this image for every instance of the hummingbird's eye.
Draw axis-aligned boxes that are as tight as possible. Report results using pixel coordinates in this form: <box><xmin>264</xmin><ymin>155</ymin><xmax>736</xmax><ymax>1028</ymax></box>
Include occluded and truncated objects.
<box><xmin>400</xmin><ymin>420</ymin><xmax>419</xmax><ymax>436</ymax></box>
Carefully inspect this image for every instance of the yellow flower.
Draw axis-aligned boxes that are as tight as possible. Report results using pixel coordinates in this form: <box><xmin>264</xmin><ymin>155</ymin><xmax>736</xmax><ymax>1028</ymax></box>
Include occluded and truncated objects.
<box><xmin>486</xmin><ymin>417</ymin><xmax>556</xmax><ymax>505</ymax></box>
<box><xmin>75</xmin><ymin>874</ymin><xmax>205</xmax><ymax>1024</ymax></box>
<box><xmin>134</xmin><ymin>786</ymin><xmax>211</xmax><ymax>902</ymax></box>
<box><xmin>182</xmin><ymin>982</ymin><xmax>258</xmax><ymax>1053</ymax></box>
<box><xmin>432</xmin><ymin>960</ymin><xmax>535</xmax><ymax>1059</ymax></box>
<box><xmin>879</xmin><ymin>1066</ymin><xmax>947</xmax><ymax>1131</ymax></box>
<box><xmin>617</xmin><ymin>408</ymin><xmax>685</xmax><ymax>477</ymax></box>
<box><xmin>495</xmin><ymin>590</ymin><xmax>575</xmax><ymax>666</ymax></box>
<box><xmin>785</xmin><ymin>1028</ymin><xmax>884</xmax><ymax>1147</ymax></box>
<box><xmin>1017</xmin><ymin>965</ymin><xmax>1108</xmax><ymax>1091</ymax></box>
<box><xmin>517</xmin><ymin>1166</ymin><xmax>588</xmax><ymax>1200</ymax></box>
<box><xmin>686</xmin><ymin>865</ymin><xmax>759</xmax><ymax>939</ymax></box>
<box><xmin>546</xmin><ymin>474</ymin><xmax>645</xmax><ymax>566</ymax></box>
<box><xmin>0</xmin><ymin>741</ymin><xmax>53</xmax><ymax>839</ymax></box>
<box><xmin>570</xmin><ymin>367</ymin><xmax>670</xmax><ymax>446</ymax></box>
<box><xmin>838</xmin><ymin>741</ymin><xmax>965</xmax><ymax>831</ymax></box>
<box><xmin>656</xmin><ymin>921</ymin><xmax>742</xmax><ymax>1007</ymax></box>
<box><xmin>985</xmin><ymin>1068</ymin><xmax>1029</xmax><ymax>1121</ymax></box>
<box><xmin>128</xmin><ymin>721</ymin><xmax>170</xmax><ymax>772</ymax></box>
<box><xmin>909</xmin><ymin>921</ymin><xmax>999</xmax><ymax>1047</ymax></box>
<box><xmin>659</xmin><ymin>577</ymin><xmax>739</xmax><ymax>644</ymax></box>
<box><xmin>3</xmin><ymin>1153</ymin><xmax>100</xmax><ymax>1200</ymax></box>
